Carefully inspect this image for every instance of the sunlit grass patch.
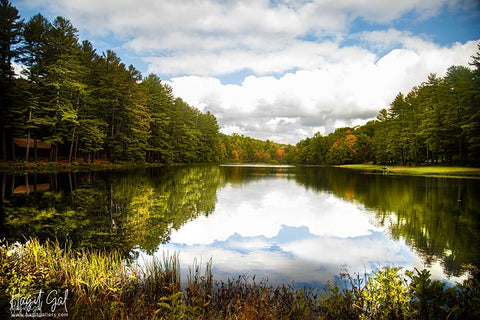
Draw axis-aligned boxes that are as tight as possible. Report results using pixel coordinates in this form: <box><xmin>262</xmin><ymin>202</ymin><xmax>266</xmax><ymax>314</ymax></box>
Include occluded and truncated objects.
<box><xmin>338</xmin><ymin>164</ymin><xmax>480</xmax><ymax>178</ymax></box>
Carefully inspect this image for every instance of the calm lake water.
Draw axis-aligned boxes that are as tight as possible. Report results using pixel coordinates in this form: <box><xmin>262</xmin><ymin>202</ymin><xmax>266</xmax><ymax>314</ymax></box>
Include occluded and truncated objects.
<box><xmin>1</xmin><ymin>165</ymin><xmax>479</xmax><ymax>288</ymax></box>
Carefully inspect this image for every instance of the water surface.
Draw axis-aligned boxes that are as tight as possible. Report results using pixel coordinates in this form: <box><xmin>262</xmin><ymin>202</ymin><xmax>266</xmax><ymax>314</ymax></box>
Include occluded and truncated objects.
<box><xmin>2</xmin><ymin>165</ymin><xmax>479</xmax><ymax>287</ymax></box>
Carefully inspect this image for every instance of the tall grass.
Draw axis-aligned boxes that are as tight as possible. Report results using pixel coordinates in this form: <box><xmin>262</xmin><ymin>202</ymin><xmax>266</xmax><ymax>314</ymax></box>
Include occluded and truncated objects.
<box><xmin>1</xmin><ymin>239</ymin><xmax>479</xmax><ymax>319</ymax></box>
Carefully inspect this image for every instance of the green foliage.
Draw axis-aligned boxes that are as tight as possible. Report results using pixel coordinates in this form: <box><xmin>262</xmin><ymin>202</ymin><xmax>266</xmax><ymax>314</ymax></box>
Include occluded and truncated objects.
<box><xmin>289</xmin><ymin>57</ymin><xmax>480</xmax><ymax>166</ymax></box>
<box><xmin>294</xmin><ymin>166</ymin><xmax>480</xmax><ymax>277</ymax></box>
<box><xmin>3</xmin><ymin>2</ymin><xmax>480</xmax><ymax>166</ymax></box>
<box><xmin>220</xmin><ymin>133</ymin><xmax>292</xmax><ymax>164</ymax></box>
<box><xmin>408</xmin><ymin>268</ymin><xmax>452</xmax><ymax>319</ymax></box>
<box><xmin>318</xmin><ymin>280</ymin><xmax>359</xmax><ymax>319</ymax></box>
<box><xmin>288</xmin><ymin>45</ymin><xmax>480</xmax><ymax>166</ymax></box>
<box><xmin>359</xmin><ymin>267</ymin><xmax>413</xmax><ymax>319</ymax></box>
<box><xmin>2</xmin><ymin>166</ymin><xmax>221</xmax><ymax>255</ymax></box>
<box><xmin>0</xmin><ymin>0</ymin><xmax>24</xmax><ymax>162</ymax></box>
<box><xmin>370</xmin><ymin>63</ymin><xmax>480</xmax><ymax>166</ymax></box>
<box><xmin>291</xmin><ymin>128</ymin><xmax>372</xmax><ymax>165</ymax></box>
<box><xmin>4</xmin><ymin>1</ymin><xmax>480</xmax><ymax>166</ymax></box>
<box><xmin>1</xmin><ymin>3</ymin><xmax>223</xmax><ymax>165</ymax></box>
<box><xmin>0</xmin><ymin>0</ymin><xmax>23</xmax><ymax>82</ymax></box>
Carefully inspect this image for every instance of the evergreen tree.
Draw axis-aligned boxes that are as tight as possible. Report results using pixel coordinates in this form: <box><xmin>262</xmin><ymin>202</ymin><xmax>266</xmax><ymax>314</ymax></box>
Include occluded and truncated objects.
<box><xmin>169</xmin><ymin>98</ymin><xmax>200</xmax><ymax>163</ymax></box>
<box><xmin>120</xmin><ymin>65</ymin><xmax>150</xmax><ymax>161</ymax></box>
<box><xmin>18</xmin><ymin>14</ymin><xmax>52</xmax><ymax>161</ymax></box>
<box><xmin>196</xmin><ymin>111</ymin><xmax>221</xmax><ymax>163</ymax></box>
<box><xmin>389</xmin><ymin>93</ymin><xmax>411</xmax><ymax>165</ymax></box>
<box><xmin>0</xmin><ymin>0</ymin><xmax>23</xmax><ymax>161</ymax></box>
<box><xmin>420</xmin><ymin>74</ymin><xmax>458</xmax><ymax>163</ymax></box>
<box><xmin>372</xmin><ymin>109</ymin><xmax>393</xmax><ymax>164</ymax></box>
<box><xmin>444</xmin><ymin>66</ymin><xmax>475</xmax><ymax>165</ymax></box>
<box><xmin>43</xmin><ymin>17</ymin><xmax>88</xmax><ymax>161</ymax></box>
<box><xmin>0</xmin><ymin>0</ymin><xmax>22</xmax><ymax>83</ymax></box>
<box><xmin>464</xmin><ymin>45</ymin><xmax>480</xmax><ymax>163</ymax></box>
<box><xmin>140</xmin><ymin>74</ymin><xmax>174</xmax><ymax>163</ymax></box>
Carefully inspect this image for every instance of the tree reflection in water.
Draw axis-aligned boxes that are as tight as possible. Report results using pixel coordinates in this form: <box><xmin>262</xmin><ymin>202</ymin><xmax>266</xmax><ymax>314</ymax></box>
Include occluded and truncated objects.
<box><xmin>294</xmin><ymin>166</ymin><xmax>480</xmax><ymax>277</ymax></box>
<box><xmin>1</xmin><ymin>165</ymin><xmax>478</xmax><ymax>279</ymax></box>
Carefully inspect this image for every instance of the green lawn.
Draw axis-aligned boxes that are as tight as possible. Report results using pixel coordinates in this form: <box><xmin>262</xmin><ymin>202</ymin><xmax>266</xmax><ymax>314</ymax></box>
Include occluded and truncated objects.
<box><xmin>337</xmin><ymin>164</ymin><xmax>480</xmax><ymax>178</ymax></box>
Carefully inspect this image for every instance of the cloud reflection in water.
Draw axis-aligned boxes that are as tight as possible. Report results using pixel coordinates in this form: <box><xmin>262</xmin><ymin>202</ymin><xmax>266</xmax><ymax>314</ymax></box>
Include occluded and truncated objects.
<box><xmin>154</xmin><ymin>178</ymin><xmax>461</xmax><ymax>287</ymax></box>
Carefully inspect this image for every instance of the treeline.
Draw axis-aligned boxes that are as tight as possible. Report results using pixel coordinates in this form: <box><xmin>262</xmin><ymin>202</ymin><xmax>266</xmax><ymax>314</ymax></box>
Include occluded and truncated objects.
<box><xmin>219</xmin><ymin>49</ymin><xmax>480</xmax><ymax>166</ymax></box>
<box><xmin>220</xmin><ymin>133</ymin><xmax>293</xmax><ymax>163</ymax></box>
<box><xmin>288</xmin><ymin>128</ymin><xmax>372</xmax><ymax>164</ymax></box>
<box><xmin>2</xmin><ymin>1</ymin><xmax>479</xmax><ymax>166</ymax></box>
<box><xmin>289</xmin><ymin>48</ymin><xmax>480</xmax><ymax>166</ymax></box>
<box><xmin>0</xmin><ymin>1</ymin><xmax>222</xmax><ymax>164</ymax></box>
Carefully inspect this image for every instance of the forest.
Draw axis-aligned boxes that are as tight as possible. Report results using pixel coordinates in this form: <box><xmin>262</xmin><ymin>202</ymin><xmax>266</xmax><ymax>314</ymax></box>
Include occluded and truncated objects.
<box><xmin>223</xmin><ymin>50</ymin><xmax>480</xmax><ymax>166</ymax></box>
<box><xmin>1</xmin><ymin>0</ymin><xmax>479</xmax><ymax>166</ymax></box>
<box><xmin>216</xmin><ymin>54</ymin><xmax>480</xmax><ymax>166</ymax></box>
<box><xmin>289</xmin><ymin>60</ymin><xmax>480</xmax><ymax>166</ymax></box>
<box><xmin>0</xmin><ymin>1</ymin><xmax>222</xmax><ymax>164</ymax></box>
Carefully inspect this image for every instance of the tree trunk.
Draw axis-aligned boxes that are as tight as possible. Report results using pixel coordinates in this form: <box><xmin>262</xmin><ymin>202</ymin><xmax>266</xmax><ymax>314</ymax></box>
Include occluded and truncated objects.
<box><xmin>68</xmin><ymin>172</ymin><xmax>74</xmax><ymax>202</ymax></box>
<box><xmin>25</xmin><ymin>175</ymin><xmax>30</xmax><ymax>194</ymax></box>
<box><xmin>25</xmin><ymin>130</ymin><xmax>31</xmax><ymax>162</ymax></box>
<box><xmin>33</xmin><ymin>174</ymin><xmax>37</xmax><ymax>193</ymax></box>
<box><xmin>74</xmin><ymin>133</ymin><xmax>79</xmax><ymax>162</ymax></box>
<box><xmin>68</xmin><ymin>127</ymin><xmax>76</xmax><ymax>163</ymax></box>
<box><xmin>25</xmin><ymin>108</ymin><xmax>32</xmax><ymax>161</ymax></box>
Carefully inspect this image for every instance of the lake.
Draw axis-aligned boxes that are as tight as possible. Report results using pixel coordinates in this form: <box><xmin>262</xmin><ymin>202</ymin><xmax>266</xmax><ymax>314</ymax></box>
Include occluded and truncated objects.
<box><xmin>1</xmin><ymin>165</ymin><xmax>479</xmax><ymax>288</ymax></box>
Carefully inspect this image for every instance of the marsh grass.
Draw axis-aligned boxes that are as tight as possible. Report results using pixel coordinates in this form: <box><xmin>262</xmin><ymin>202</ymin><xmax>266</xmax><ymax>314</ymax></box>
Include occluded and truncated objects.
<box><xmin>1</xmin><ymin>239</ymin><xmax>479</xmax><ymax>319</ymax></box>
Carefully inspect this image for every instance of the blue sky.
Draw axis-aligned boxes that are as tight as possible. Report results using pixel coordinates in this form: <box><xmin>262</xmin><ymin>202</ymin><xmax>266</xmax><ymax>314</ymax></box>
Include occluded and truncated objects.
<box><xmin>14</xmin><ymin>0</ymin><xmax>480</xmax><ymax>144</ymax></box>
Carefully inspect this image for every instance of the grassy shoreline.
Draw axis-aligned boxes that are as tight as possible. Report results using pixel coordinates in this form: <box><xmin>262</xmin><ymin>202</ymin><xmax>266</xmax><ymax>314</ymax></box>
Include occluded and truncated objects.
<box><xmin>336</xmin><ymin>164</ymin><xmax>480</xmax><ymax>178</ymax></box>
<box><xmin>1</xmin><ymin>239</ymin><xmax>479</xmax><ymax>319</ymax></box>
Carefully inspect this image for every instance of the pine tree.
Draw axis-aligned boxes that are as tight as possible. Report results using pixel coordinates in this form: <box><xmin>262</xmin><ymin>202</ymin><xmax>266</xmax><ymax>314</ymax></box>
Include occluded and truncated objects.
<box><xmin>74</xmin><ymin>40</ymin><xmax>106</xmax><ymax>162</ymax></box>
<box><xmin>0</xmin><ymin>0</ymin><xmax>22</xmax><ymax>83</ymax></box>
<box><xmin>42</xmin><ymin>17</ymin><xmax>89</xmax><ymax>161</ymax></box>
<box><xmin>196</xmin><ymin>111</ymin><xmax>221</xmax><ymax>162</ymax></box>
<box><xmin>0</xmin><ymin>0</ymin><xmax>23</xmax><ymax>161</ymax></box>
<box><xmin>140</xmin><ymin>74</ymin><xmax>174</xmax><ymax>163</ymax></box>
<box><xmin>18</xmin><ymin>14</ymin><xmax>51</xmax><ymax>161</ymax></box>
<box><xmin>464</xmin><ymin>44</ymin><xmax>480</xmax><ymax>163</ymax></box>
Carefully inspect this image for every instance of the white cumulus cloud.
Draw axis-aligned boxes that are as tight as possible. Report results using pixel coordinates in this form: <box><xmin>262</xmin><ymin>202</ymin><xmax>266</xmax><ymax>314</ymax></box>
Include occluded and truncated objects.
<box><xmin>16</xmin><ymin>0</ymin><xmax>480</xmax><ymax>143</ymax></box>
<box><xmin>167</xmin><ymin>40</ymin><xmax>478</xmax><ymax>143</ymax></box>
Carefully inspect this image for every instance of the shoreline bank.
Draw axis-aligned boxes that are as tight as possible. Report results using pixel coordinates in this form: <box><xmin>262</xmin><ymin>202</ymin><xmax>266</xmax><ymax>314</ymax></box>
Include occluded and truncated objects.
<box><xmin>336</xmin><ymin>164</ymin><xmax>480</xmax><ymax>178</ymax></box>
